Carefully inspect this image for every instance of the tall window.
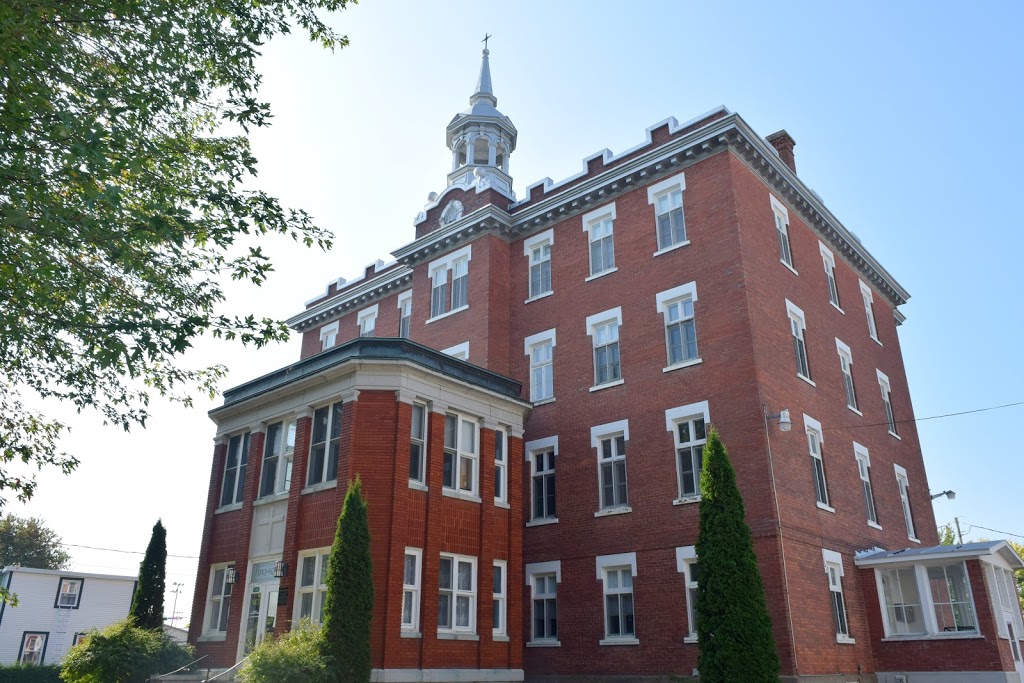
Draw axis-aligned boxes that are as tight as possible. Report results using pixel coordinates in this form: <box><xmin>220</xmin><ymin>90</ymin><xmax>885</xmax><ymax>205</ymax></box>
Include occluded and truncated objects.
<box><xmin>655</xmin><ymin>188</ymin><xmax>686</xmax><ymax>250</ymax></box>
<box><xmin>357</xmin><ymin>305</ymin><xmax>377</xmax><ymax>337</ymax></box>
<box><xmin>494</xmin><ymin>429</ymin><xmax>507</xmax><ymax>504</ymax></box>
<box><xmin>602</xmin><ymin>566</ymin><xmax>635</xmax><ymax>640</ymax></box>
<box><xmin>56</xmin><ymin>578</ymin><xmax>82</xmax><ymax>608</ymax></box>
<box><xmin>525</xmin><ymin>229</ymin><xmax>554</xmax><ymax>299</ymax></box>
<box><xmin>771</xmin><ymin>195</ymin><xmax>794</xmax><ymax>269</ymax></box>
<box><xmin>836</xmin><ymin>340</ymin><xmax>858</xmax><ymax>411</ymax></box>
<box><xmin>430</xmin><ymin>266</ymin><xmax>449</xmax><ymax>318</ymax></box>
<box><xmin>427</xmin><ymin>245</ymin><xmax>473</xmax><ymax>320</ymax></box>
<box><xmin>398</xmin><ymin>292</ymin><xmax>412</xmax><ymax>338</ymax></box>
<box><xmin>531</xmin><ymin>447</ymin><xmax>557</xmax><ymax>521</ymax></box>
<box><xmin>525</xmin><ymin>329</ymin><xmax>556</xmax><ymax>402</ymax></box>
<box><xmin>674</xmin><ymin>414</ymin><xmax>706</xmax><ymax>499</ymax></box>
<box><xmin>492</xmin><ymin>561</ymin><xmax>507</xmax><ymax>636</ymax></box>
<box><xmin>19</xmin><ymin>633</ymin><xmax>46</xmax><ymax>666</ymax></box>
<box><xmin>854</xmin><ymin>443</ymin><xmax>878</xmax><ymax>526</ymax></box>
<box><xmin>878</xmin><ymin>370</ymin><xmax>898</xmax><ymax>436</ymax></box>
<box><xmin>587</xmin><ymin>308</ymin><xmax>623</xmax><ymax>387</ymax></box>
<box><xmin>451</xmin><ymin>257</ymin><xmax>469</xmax><ymax>310</ymax></box>
<box><xmin>260</xmin><ymin>419</ymin><xmax>296</xmax><ymax>497</ymax></box>
<box><xmin>895</xmin><ymin>465</ymin><xmax>917</xmax><ymax>541</ymax></box>
<box><xmin>584</xmin><ymin>205</ymin><xmax>616</xmax><ymax>277</ymax></box>
<box><xmin>438</xmin><ymin>554</ymin><xmax>476</xmax><ymax>633</ymax></box>
<box><xmin>658</xmin><ymin>283</ymin><xmax>699</xmax><ymax>368</ymax></box>
<box><xmin>787</xmin><ymin>301</ymin><xmax>811</xmax><ymax>381</ymax></box>
<box><xmin>205</xmin><ymin>564</ymin><xmax>233</xmax><ymax>634</ymax></box>
<box><xmin>308</xmin><ymin>402</ymin><xmax>343</xmax><ymax>487</ymax></box>
<box><xmin>860</xmin><ymin>281</ymin><xmax>880</xmax><ymax>343</ymax></box>
<box><xmin>805</xmin><ymin>416</ymin><xmax>830</xmax><ymax>509</ymax></box>
<box><xmin>823</xmin><ymin>550</ymin><xmax>852</xmax><ymax>642</ymax></box>
<box><xmin>820</xmin><ymin>243</ymin><xmax>841</xmax><ymax>308</ymax></box>
<box><xmin>676</xmin><ymin>546</ymin><xmax>699</xmax><ymax>642</ymax></box>
<box><xmin>402</xmin><ymin>548</ymin><xmax>422</xmax><ymax>633</ymax></box>
<box><xmin>532</xmin><ymin>573</ymin><xmax>558</xmax><ymax>642</ymax></box>
<box><xmin>443</xmin><ymin>413</ymin><xmax>478</xmax><ymax>496</ymax></box>
<box><xmin>597</xmin><ymin>433</ymin><xmax>628</xmax><ymax>511</ymax></box>
<box><xmin>220</xmin><ymin>432</ymin><xmax>251</xmax><ymax>507</ymax></box>
<box><xmin>296</xmin><ymin>549</ymin><xmax>330</xmax><ymax>623</ymax></box>
<box><xmin>319</xmin><ymin>321</ymin><xmax>338</xmax><ymax>351</ymax></box>
<box><xmin>877</xmin><ymin>563</ymin><xmax>977</xmax><ymax>636</ymax></box>
<box><xmin>409</xmin><ymin>402</ymin><xmax>427</xmax><ymax>485</ymax></box>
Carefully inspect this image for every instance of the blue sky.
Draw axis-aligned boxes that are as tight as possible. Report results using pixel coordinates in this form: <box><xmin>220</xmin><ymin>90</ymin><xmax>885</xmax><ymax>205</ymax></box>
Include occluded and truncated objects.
<box><xmin>13</xmin><ymin>0</ymin><xmax>1023</xmax><ymax>623</ymax></box>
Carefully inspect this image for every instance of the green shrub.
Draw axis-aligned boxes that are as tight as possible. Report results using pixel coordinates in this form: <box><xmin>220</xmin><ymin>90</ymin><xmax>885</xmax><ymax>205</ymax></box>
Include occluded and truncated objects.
<box><xmin>0</xmin><ymin>665</ymin><xmax>62</xmax><ymax>683</ymax></box>
<box><xmin>60</xmin><ymin>618</ymin><xmax>193</xmax><ymax>683</ymax></box>
<box><xmin>238</xmin><ymin>621</ymin><xmax>329</xmax><ymax>683</ymax></box>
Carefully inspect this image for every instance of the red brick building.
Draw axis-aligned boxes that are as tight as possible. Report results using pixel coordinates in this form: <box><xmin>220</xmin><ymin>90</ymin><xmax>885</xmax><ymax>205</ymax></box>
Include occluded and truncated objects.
<box><xmin>189</xmin><ymin>49</ymin><xmax>1024</xmax><ymax>682</ymax></box>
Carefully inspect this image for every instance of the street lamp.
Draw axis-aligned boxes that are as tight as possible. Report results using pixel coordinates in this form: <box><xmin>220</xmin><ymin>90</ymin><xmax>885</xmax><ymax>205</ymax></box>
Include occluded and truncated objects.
<box><xmin>930</xmin><ymin>490</ymin><xmax>956</xmax><ymax>501</ymax></box>
<box><xmin>764</xmin><ymin>408</ymin><xmax>792</xmax><ymax>432</ymax></box>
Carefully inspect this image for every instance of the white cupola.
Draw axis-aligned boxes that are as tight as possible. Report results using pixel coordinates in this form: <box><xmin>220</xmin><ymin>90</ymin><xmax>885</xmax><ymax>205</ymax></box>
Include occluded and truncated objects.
<box><xmin>445</xmin><ymin>46</ymin><xmax>517</xmax><ymax>198</ymax></box>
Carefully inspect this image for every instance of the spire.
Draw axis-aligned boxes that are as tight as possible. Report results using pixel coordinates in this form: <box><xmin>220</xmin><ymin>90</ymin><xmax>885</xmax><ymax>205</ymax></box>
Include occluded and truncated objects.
<box><xmin>471</xmin><ymin>46</ymin><xmax>497</xmax><ymax>107</ymax></box>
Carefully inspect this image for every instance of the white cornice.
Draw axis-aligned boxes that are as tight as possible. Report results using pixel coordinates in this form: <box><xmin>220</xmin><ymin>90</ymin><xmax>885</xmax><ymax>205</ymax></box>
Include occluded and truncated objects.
<box><xmin>287</xmin><ymin>267</ymin><xmax>413</xmax><ymax>331</ymax></box>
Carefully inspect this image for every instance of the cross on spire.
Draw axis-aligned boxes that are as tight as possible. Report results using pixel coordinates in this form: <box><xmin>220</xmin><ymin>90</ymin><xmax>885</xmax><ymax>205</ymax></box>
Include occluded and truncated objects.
<box><xmin>482</xmin><ymin>33</ymin><xmax>492</xmax><ymax>50</ymax></box>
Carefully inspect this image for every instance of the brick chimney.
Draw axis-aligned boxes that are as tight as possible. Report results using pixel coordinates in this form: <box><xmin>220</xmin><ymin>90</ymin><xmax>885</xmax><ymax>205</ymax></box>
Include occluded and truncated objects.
<box><xmin>766</xmin><ymin>130</ymin><xmax>796</xmax><ymax>174</ymax></box>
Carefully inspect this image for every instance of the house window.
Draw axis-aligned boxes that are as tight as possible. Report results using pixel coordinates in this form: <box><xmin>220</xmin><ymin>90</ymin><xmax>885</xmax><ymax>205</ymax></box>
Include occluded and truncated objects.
<box><xmin>593</xmin><ymin>421</ymin><xmax>629</xmax><ymax>512</ymax></box>
<box><xmin>987</xmin><ymin>563</ymin><xmax>1024</xmax><ymax>642</ymax></box>
<box><xmin>493</xmin><ymin>561</ymin><xmax>507</xmax><ymax>636</ymax></box>
<box><xmin>205</xmin><ymin>563</ymin><xmax>233</xmax><ymax>634</ymax></box>
<box><xmin>878</xmin><ymin>370</ymin><xmax>898</xmax><ymax>436</ymax></box>
<box><xmin>525</xmin><ymin>329</ymin><xmax>556</xmax><ymax>402</ymax></box>
<box><xmin>428</xmin><ymin>245</ymin><xmax>472</xmax><ymax>320</ymax></box>
<box><xmin>443</xmin><ymin>413</ymin><xmax>478</xmax><ymax>496</ymax></box>
<box><xmin>357</xmin><ymin>304</ymin><xmax>377</xmax><ymax>338</ymax></box>
<box><xmin>55</xmin><ymin>578</ymin><xmax>83</xmax><ymax>608</ymax></box>
<box><xmin>494</xmin><ymin>429</ymin><xmax>507</xmax><ymax>504</ymax></box>
<box><xmin>529</xmin><ymin>438</ymin><xmax>557</xmax><ymax>522</ymax></box>
<box><xmin>398</xmin><ymin>292</ymin><xmax>412</xmax><ymax>338</ymax></box>
<box><xmin>438</xmin><ymin>554</ymin><xmax>476</xmax><ymax>633</ymax></box>
<box><xmin>877</xmin><ymin>563</ymin><xmax>977</xmax><ymax>636</ymax></box>
<box><xmin>220</xmin><ymin>432</ymin><xmax>251</xmax><ymax>507</ymax></box>
<box><xmin>308</xmin><ymin>403</ymin><xmax>342</xmax><ymax>487</ymax></box>
<box><xmin>676</xmin><ymin>546</ymin><xmax>699</xmax><ymax>641</ymax></box>
<box><xmin>19</xmin><ymin>633</ymin><xmax>47</xmax><ymax>666</ymax></box>
<box><xmin>836</xmin><ymin>339</ymin><xmax>858</xmax><ymax>412</ymax></box>
<box><xmin>259</xmin><ymin>419</ymin><xmax>296</xmax><ymax>497</ymax></box>
<box><xmin>823</xmin><ymin>550</ymin><xmax>852</xmax><ymax>642</ymax></box>
<box><xmin>296</xmin><ymin>549</ymin><xmax>330</xmax><ymax>623</ymax></box>
<box><xmin>928</xmin><ymin>563</ymin><xmax>977</xmax><ymax>632</ymax></box>
<box><xmin>583</xmin><ymin>204</ymin><xmax>616</xmax><ymax>277</ymax></box>
<box><xmin>860</xmin><ymin>280</ymin><xmax>880</xmax><ymax>343</ymax></box>
<box><xmin>647</xmin><ymin>173</ymin><xmax>687</xmax><ymax>251</ymax></box>
<box><xmin>820</xmin><ymin>243</ymin><xmax>841</xmax><ymax>309</ymax></box>
<box><xmin>319</xmin><ymin>321</ymin><xmax>339</xmax><ymax>351</ymax></box>
<box><xmin>597</xmin><ymin>553</ymin><xmax>638</xmax><ymax>643</ymax></box>
<box><xmin>72</xmin><ymin>633</ymin><xmax>88</xmax><ymax>647</ymax></box>
<box><xmin>668</xmin><ymin>405</ymin><xmax>707</xmax><ymax>499</ymax></box>
<box><xmin>657</xmin><ymin>282</ymin><xmax>699</xmax><ymax>368</ymax></box>
<box><xmin>786</xmin><ymin>300</ymin><xmax>812</xmax><ymax>381</ymax></box>
<box><xmin>531</xmin><ymin>573</ymin><xmax>558</xmax><ymax>642</ymax></box>
<box><xmin>524</xmin><ymin>229</ymin><xmax>554</xmax><ymax>300</ymax></box>
<box><xmin>805</xmin><ymin>416</ymin><xmax>830</xmax><ymax>509</ymax></box>
<box><xmin>771</xmin><ymin>195</ymin><xmax>794</xmax><ymax>269</ymax></box>
<box><xmin>409</xmin><ymin>402</ymin><xmax>427</xmax><ymax>485</ymax></box>
<box><xmin>854</xmin><ymin>443</ymin><xmax>878</xmax><ymax>527</ymax></box>
<box><xmin>402</xmin><ymin>548</ymin><xmax>422</xmax><ymax>632</ymax></box>
<box><xmin>587</xmin><ymin>307</ymin><xmax>623</xmax><ymax>388</ymax></box>
<box><xmin>895</xmin><ymin>464</ymin><xmax>918</xmax><ymax>541</ymax></box>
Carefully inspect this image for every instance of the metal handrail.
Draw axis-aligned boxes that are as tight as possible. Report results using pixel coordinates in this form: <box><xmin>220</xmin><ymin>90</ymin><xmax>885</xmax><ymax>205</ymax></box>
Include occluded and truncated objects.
<box><xmin>149</xmin><ymin>654</ymin><xmax>209</xmax><ymax>680</ymax></box>
<box><xmin>204</xmin><ymin>655</ymin><xmax>250</xmax><ymax>681</ymax></box>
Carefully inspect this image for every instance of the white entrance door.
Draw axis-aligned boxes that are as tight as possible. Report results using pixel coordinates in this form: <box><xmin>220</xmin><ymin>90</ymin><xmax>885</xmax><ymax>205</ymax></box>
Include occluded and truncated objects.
<box><xmin>240</xmin><ymin>581</ymin><xmax>279</xmax><ymax>657</ymax></box>
<box><xmin>1007</xmin><ymin>619</ymin><xmax>1024</xmax><ymax>680</ymax></box>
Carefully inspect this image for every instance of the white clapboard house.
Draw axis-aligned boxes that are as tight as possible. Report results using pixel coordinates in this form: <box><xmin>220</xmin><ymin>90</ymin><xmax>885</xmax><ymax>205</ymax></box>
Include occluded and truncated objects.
<box><xmin>0</xmin><ymin>566</ymin><xmax>137</xmax><ymax>665</ymax></box>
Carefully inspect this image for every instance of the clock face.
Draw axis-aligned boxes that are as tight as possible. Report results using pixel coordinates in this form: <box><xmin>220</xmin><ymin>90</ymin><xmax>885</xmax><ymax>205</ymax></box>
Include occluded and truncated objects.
<box><xmin>440</xmin><ymin>200</ymin><xmax>464</xmax><ymax>226</ymax></box>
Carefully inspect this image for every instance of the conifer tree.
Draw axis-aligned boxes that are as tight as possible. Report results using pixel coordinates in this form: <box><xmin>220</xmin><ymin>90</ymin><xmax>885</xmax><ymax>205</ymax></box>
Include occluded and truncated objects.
<box><xmin>130</xmin><ymin>520</ymin><xmax>167</xmax><ymax>630</ymax></box>
<box><xmin>695</xmin><ymin>429</ymin><xmax>780</xmax><ymax>682</ymax></box>
<box><xmin>320</xmin><ymin>477</ymin><xmax>374</xmax><ymax>683</ymax></box>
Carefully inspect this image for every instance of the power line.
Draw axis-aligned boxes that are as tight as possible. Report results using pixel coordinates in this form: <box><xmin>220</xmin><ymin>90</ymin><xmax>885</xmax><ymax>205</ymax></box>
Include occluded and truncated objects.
<box><xmin>62</xmin><ymin>542</ymin><xmax>198</xmax><ymax>559</ymax></box>
<box><xmin>824</xmin><ymin>399</ymin><xmax>1024</xmax><ymax>432</ymax></box>
<box><xmin>962</xmin><ymin>523</ymin><xmax>1024</xmax><ymax>541</ymax></box>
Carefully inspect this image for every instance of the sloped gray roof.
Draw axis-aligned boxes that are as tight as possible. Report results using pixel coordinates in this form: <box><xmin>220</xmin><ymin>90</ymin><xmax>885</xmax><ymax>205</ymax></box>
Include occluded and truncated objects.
<box><xmin>855</xmin><ymin>540</ymin><xmax>1024</xmax><ymax>569</ymax></box>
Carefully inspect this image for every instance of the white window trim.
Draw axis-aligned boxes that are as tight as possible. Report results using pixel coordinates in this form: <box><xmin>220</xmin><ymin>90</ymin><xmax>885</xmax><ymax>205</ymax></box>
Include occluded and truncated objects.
<box><xmin>442</xmin><ymin>412</ymin><xmax>480</xmax><ymax>500</ymax></box>
<box><xmin>804</xmin><ymin>414</ymin><xmax>833</xmax><ymax>512</ymax></box>
<box><xmin>823</xmin><ymin>549</ymin><xmax>854</xmax><ymax>644</ymax></box>
<box><xmin>438</xmin><ymin>553</ymin><xmax>477</xmax><ymax>635</ymax></box>
<box><xmin>666</xmin><ymin>401</ymin><xmax>710</xmax><ymax>504</ymax></box>
<box><xmin>356</xmin><ymin>304</ymin><xmax>378</xmax><ymax>337</ymax></box>
<box><xmin>656</xmin><ymin>281</ymin><xmax>701</xmax><ymax>371</ymax></box>
<box><xmin>294</xmin><ymin>547</ymin><xmax>331</xmax><ymax>624</ymax></box>
<box><xmin>676</xmin><ymin>545</ymin><xmax>699</xmax><ymax>642</ymax></box>
<box><xmin>219</xmin><ymin>432</ymin><xmax>250</xmax><ymax>509</ymax></box>
<box><xmin>819</xmin><ymin>242</ymin><xmax>844</xmax><ymax>312</ymax></box>
<box><xmin>442</xmin><ymin>341</ymin><xmax>470</xmax><ymax>360</ymax></box>
<box><xmin>402</xmin><ymin>547</ymin><xmax>423</xmax><ymax>635</ymax></box>
<box><xmin>860</xmin><ymin>280</ymin><xmax>882</xmax><ymax>345</ymax></box>
<box><xmin>894</xmin><ymin>464</ymin><xmax>919</xmax><ymax>543</ymax></box>
<box><xmin>319</xmin><ymin>321</ymin><xmax>339</xmax><ymax>351</ymax></box>
<box><xmin>524</xmin><ymin>328</ymin><xmax>557</xmax><ymax>404</ymax></box>
<box><xmin>493</xmin><ymin>427</ymin><xmax>508</xmax><ymax>506</ymax></box>
<box><xmin>647</xmin><ymin>172</ymin><xmax>689</xmax><ymax>255</ymax></box>
<box><xmin>203</xmin><ymin>562</ymin><xmax>234</xmax><ymax>638</ymax></box>
<box><xmin>526</xmin><ymin>561</ymin><xmax>561</xmax><ymax>646</ymax></box>
<box><xmin>397</xmin><ymin>290</ymin><xmax>413</xmax><ymax>309</ymax></box>
<box><xmin>875</xmin><ymin>561</ymin><xmax>980</xmax><ymax>639</ymax></box>
<box><xmin>835</xmin><ymin>338</ymin><xmax>861</xmax><ymax>415</ymax></box>
<box><xmin>786</xmin><ymin>300</ymin><xmax>814</xmax><ymax>385</ymax></box>
<box><xmin>524</xmin><ymin>229</ymin><xmax>555</xmax><ymax>302</ymax></box>
<box><xmin>854</xmin><ymin>442</ymin><xmax>882</xmax><ymax>530</ymax></box>
<box><xmin>408</xmin><ymin>401</ymin><xmax>428</xmax><ymax>489</ymax></box>
<box><xmin>877</xmin><ymin>369</ymin><xmax>901</xmax><ymax>439</ymax></box>
<box><xmin>771</xmin><ymin>194</ymin><xmax>797</xmax><ymax>274</ymax></box>
<box><xmin>492</xmin><ymin>560</ymin><xmax>507</xmax><ymax>637</ymax></box>
<box><xmin>596</xmin><ymin>552</ymin><xmax>639</xmax><ymax>645</ymax></box>
<box><xmin>397</xmin><ymin>290</ymin><xmax>413</xmax><ymax>338</ymax></box>
<box><xmin>526</xmin><ymin>436</ymin><xmax>559</xmax><ymax>525</ymax></box>
<box><xmin>592</xmin><ymin>421</ymin><xmax>630</xmax><ymax>515</ymax></box>
<box><xmin>586</xmin><ymin>307</ymin><xmax>624</xmax><ymax>389</ymax></box>
<box><xmin>582</xmin><ymin>202</ymin><xmax>617</xmax><ymax>279</ymax></box>
<box><xmin>426</xmin><ymin>245</ymin><xmax>473</xmax><ymax>322</ymax></box>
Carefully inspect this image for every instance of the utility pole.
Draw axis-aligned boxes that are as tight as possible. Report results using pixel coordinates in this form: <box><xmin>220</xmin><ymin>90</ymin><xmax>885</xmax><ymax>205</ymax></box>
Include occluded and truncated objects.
<box><xmin>168</xmin><ymin>582</ymin><xmax>184</xmax><ymax>625</ymax></box>
<box><xmin>955</xmin><ymin>517</ymin><xmax>964</xmax><ymax>545</ymax></box>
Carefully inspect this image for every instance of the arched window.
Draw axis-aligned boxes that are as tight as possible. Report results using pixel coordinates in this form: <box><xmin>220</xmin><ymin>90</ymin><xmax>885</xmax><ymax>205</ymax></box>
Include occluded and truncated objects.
<box><xmin>473</xmin><ymin>137</ymin><xmax>490</xmax><ymax>165</ymax></box>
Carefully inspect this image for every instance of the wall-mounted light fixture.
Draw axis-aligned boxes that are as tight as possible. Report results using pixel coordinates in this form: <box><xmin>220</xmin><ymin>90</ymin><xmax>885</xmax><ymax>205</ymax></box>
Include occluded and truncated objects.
<box><xmin>224</xmin><ymin>567</ymin><xmax>238</xmax><ymax>585</ymax></box>
<box><xmin>764</xmin><ymin>408</ymin><xmax>792</xmax><ymax>432</ymax></box>
<box><xmin>930</xmin><ymin>490</ymin><xmax>956</xmax><ymax>501</ymax></box>
<box><xmin>273</xmin><ymin>560</ymin><xmax>289</xmax><ymax>578</ymax></box>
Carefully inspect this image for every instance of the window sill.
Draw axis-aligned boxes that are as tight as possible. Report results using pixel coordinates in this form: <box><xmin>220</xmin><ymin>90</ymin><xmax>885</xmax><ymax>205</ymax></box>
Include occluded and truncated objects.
<box><xmin>494</xmin><ymin>500</ymin><xmax>511</xmax><ymax>510</ymax></box>
<box><xmin>426</xmin><ymin>304</ymin><xmax>469</xmax><ymax>325</ymax></box>
<box><xmin>302</xmin><ymin>480</ymin><xmax>338</xmax><ymax>496</ymax></box>
<box><xmin>780</xmin><ymin>260</ymin><xmax>799</xmax><ymax>276</ymax></box>
<box><xmin>526</xmin><ymin>640</ymin><xmax>561</xmax><ymax>648</ymax></box>
<box><xmin>797</xmin><ymin>374</ymin><xmax>816</xmax><ymax>387</ymax></box>
<box><xmin>197</xmin><ymin>633</ymin><xmax>227</xmax><ymax>642</ymax></box>
<box><xmin>442</xmin><ymin>489</ymin><xmax>481</xmax><ymax>504</ymax></box>
<box><xmin>532</xmin><ymin>397</ymin><xmax>556</xmax><ymax>407</ymax></box>
<box><xmin>909</xmin><ymin>536</ymin><xmax>921</xmax><ymax>544</ymax></box>
<box><xmin>653</xmin><ymin>240</ymin><xmax>691</xmax><ymax>258</ymax></box>
<box><xmin>867</xmin><ymin>521</ymin><xmax>883</xmax><ymax>531</ymax></box>
<box><xmin>663</xmin><ymin>358</ymin><xmax>702</xmax><ymax>373</ymax></box>
<box><xmin>683</xmin><ymin>635</ymin><xmax>698</xmax><ymax>644</ymax></box>
<box><xmin>590</xmin><ymin>379</ymin><xmax>624</xmax><ymax>393</ymax></box>
<box><xmin>594</xmin><ymin>506</ymin><xmax>632</xmax><ymax>518</ymax></box>
<box><xmin>599</xmin><ymin>637</ymin><xmax>640</xmax><ymax>646</ymax></box>
<box><xmin>816</xmin><ymin>502</ymin><xmax>836</xmax><ymax>513</ymax></box>
<box><xmin>493</xmin><ymin>634</ymin><xmax>509</xmax><ymax>642</ymax></box>
<box><xmin>254</xmin><ymin>491</ymin><xmax>290</xmax><ymax>506</ymax></box>
<box><xmin>215</xmin><ymin>502</ymin><xmax>243</xmax><ymax>515</ymax></box>
<box><xmin>526</xmin><ymin>517</ymin><xmax>559</xmax><ymax>528</ymax></box>
<box><xmin>830</xmin><ymin>302</ymin><xmax>845</xmax><ymax>314</ymax></box>
<box><xmin>585</xmin><ymin>267</ymin><xmax>618</xmax><ymax>283</ymax></box>
<box><xmin>836</xmin><ymin>636</ymin><xmax>856</xmax><ymax>645</ymax></box>
<box><xmin>889</xmin><ymin>431</ymin><xmax>902</xmax><ymax>440</ymax></box>
<box><xmin>847</xmin><ymin>405</ymin><xmax>863</xmax><ymax>416</ymax></box>
<box><xmin>673</xmin><ymin>496</ymin><xmax>701</xmax><ymax>506</ymax></box>
<box><xmin>437</xmin><ymin>632</ymin><xmax>479</xmax><ymax>641</ymax></box>
<box><xmin>408</xmin><ymin>480</ymin><xmax>428</xmax><ymax>493</ymax></box>
<box><xmin>871</xmin><ymin>336</ymin><xmax>883</xmax><ymax>347</ymax></box>
<box><xmin>400</xmin><ymin>631</ymin><xmax>421</xmax><ymax>639</ymax></box>
<box><xmin>525</xmin><ymin>291</ymin><xmax>554</xmax><ymax>305</ymax></box>
<box><xmin>881</xmin><ymin>633</ymin><xmax>983</xmax><ymax>642</ymax></box>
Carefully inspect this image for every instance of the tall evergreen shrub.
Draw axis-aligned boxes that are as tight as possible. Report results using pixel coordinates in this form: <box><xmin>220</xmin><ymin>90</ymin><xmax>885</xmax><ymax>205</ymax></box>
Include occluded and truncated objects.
<box><xmin>129</xmin><ymin>520</ymin><xmax>166</xmax><ymax>630</ymax></box>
